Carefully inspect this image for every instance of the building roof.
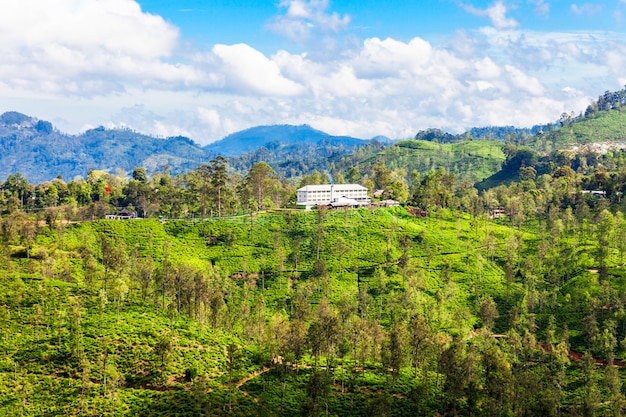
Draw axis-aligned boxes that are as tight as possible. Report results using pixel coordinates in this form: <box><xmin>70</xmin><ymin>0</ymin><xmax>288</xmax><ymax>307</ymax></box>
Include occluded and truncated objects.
<box><xmin>297</xmin><ymin>183</ymin><xmax>367</xmax><ymax>192</ymax></box>
<box><xmin>329</xmin><ymin>197</ymin><xmax>360</xmax><ymax>207</ymax></box>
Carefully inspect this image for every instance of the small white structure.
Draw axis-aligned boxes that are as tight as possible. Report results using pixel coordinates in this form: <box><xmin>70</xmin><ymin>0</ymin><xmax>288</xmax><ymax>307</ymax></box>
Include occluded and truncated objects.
<box><xmin>297</xmin><ymin>184</ymin><xmax>371</xmax><ymax>210</ymax></box>
<box><xmin>105</xmin><ymin>208</ymin><xmax>137</xmax><ymax>219</ymax></box>
<box><xmin>581</xmin><ymin>190</ymin><xmax>607</xmax><ymax>198</ymax></box>
<box><xmin>329</xmin><ymin>197</ymin><xmax>361</xmax><ymax>208</ymax></box>
<box><xmin>379</xmin><ymin>199</ymin><xmax>400</xmax><ymax>207</ymax></box>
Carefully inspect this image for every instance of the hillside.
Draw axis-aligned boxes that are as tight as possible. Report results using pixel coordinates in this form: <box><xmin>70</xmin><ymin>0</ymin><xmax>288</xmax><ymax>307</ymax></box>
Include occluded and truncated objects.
<box><xmin>0</xmin><ymin>113</ymin><xmax>208</xmax><ymax>183</ymax></box>
<box><xmin>208</xmin><ymin>124</ymin><xmax>383</xmax><ymax>179</ymax></box>
<box><xmin>1</xmin><ymin>206</ymin><xmax>625</xmax><ymax>415</ymax></box>
<box><xmin>350</xmin><ymin>139</ymin><xmax>506</xmax><ymax>184</ymax></box>
<box><xmin>516</xmin><ymin>88</ymin><xmax>626</xmax><ymax>154</ymax></box>
<box><xmin>204</xmin><ymin>124</ymin><xmax>374</xmax><ymax>157</ymax></box>
<box><xmin>414</xmin><ymin>126</ymin><xmax>537</xmax><ymax>143</ymax></box>
<box><xmin>527</xmin><ymin>109</ymin><xmax>626</xmax><ymax>153</ymax></box>
<box><xmin>0</xmin><ymin>114</ymin><xmax>381</xmax><ymax>183</ymax></box>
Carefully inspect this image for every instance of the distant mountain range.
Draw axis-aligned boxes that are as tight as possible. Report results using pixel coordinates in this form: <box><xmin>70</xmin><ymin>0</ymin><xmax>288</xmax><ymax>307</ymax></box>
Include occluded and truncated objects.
<box><xmin>5</xmin><ymin>85</ymin><xmax>621</xmax><ymax>185</ymax></box>
<box><xmin>205</xmin><ymin>124</ymin><xmax>380</xmax><ymax>156</ymax></box>
<box><xmin>0</xmin><ymin>112</ymin><xmax>377</xmax><ymax>183</ymax></box>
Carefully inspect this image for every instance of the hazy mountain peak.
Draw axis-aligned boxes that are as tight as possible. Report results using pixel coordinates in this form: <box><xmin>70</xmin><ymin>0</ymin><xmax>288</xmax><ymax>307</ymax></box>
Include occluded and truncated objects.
<box><xmin>205</xmin><ymin>124</ymin><xmax>366</xmax><ymax>156</ymax></box>
<box><xmin>0</xmin><ymin>111</ymin><xmax>35</xmax><ymax>126</ymax></box>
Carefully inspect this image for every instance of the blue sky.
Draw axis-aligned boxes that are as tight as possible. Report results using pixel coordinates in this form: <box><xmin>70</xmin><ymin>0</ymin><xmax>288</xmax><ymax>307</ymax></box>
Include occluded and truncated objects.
<box><xmin>1</xmin><ymin>0</ymin><xmax>625</xmax><ymax>144</ymax></box>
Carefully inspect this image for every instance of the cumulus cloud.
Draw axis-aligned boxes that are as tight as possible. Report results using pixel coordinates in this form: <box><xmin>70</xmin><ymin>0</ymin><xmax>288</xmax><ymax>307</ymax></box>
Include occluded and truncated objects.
<box><xmin>462</xmin><ymin>1</ymin><xmax>519</xmax><ymax>30</ymax></box>
<box><xmin>0</xmin><ymin>0</ymin><xmax>204</xmax><ymax>96</ymax></box>
<box><xmin>211</xmin><ymin>44</ymin><xmax>305</xmax><ymax>96</ymax></box>
<box><xmin>267</xmin><ymin>0</ymin><xmax>351</xmax><ymax>44</ymax></box>
<box><xmin>605</xmin><ymin>45</ymin><xmax>626</xmax><ymax>76</ymax></box>
<box><xmin>2</xmin><ymin>0</ymin><xmax>625</xmax><ymax>145</ymax></box>
<box><xmin>182</xmin><ymin>32</ymin><xmax>590</xmax><ymax>141</ymax></box>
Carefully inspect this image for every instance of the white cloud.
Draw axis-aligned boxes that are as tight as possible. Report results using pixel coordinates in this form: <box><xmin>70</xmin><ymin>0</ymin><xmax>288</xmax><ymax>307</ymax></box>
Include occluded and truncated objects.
<box><xmin>0</xmin><ymin>0</ymin><xmax>201</xmax><ymax>96</ymax></box>
<box><xmin>474</xmin><ymin>57</ymin><xmax>502</xmax><ymax>79</ymax></box>
<box><xmin>211</xmin><ymin>44</ymin><xmax>305</xmax><ymax>96</ymax></box>
<box><xmin>446</xmin><ymin>30</ymin><xmax>486</xmax><ymax>58</ymax></box>
<box><xmin>0</xmin><ymin>0</ymin><xmax>177</xmax><ymax>58</ymax></box>
<box><xmin>605</xmin><ymin>47</ymin><xmax>626</xmax><ymax>76</ymax></box>
<box><xmin>615</xmin><ymin>0</ymin><xmax>626</xmax><ymax>24</ymax></box>
<box><xmin>504</xmin><ymin>65</ymin><xmax>545</xmax><ymax>95</ymax></box>
<box><xmin>198</xmin><ymin>108</ymin><xmax>222</xmax><ymax>131</ymax></box>
<box><xmin>267</xmin><ymin>0</ymin><xmax>351</xmax><ymax>44</ymax></box>
<box><xmin>462</xmin><ymin>1</ymin><xmax>519</xmax><ymax>30</ymax></box>
<box><xmin>570</xmin><ymin>3</ymin><xmax>603</xmax><ymax>16</ymax></box>
<box><xmin>353</xmin><ymin>37</ymin><xmax>434</xmax><ymax>79</ymax></box>
<box><xmin>1</xmin><ymin>0</ymin><xmax>626</xmax><ymax>146</ymax></box>
<box><xmin>529</xmin><ymin>0</ymin><xmax>550</xmax><ymax>16</ymax></box>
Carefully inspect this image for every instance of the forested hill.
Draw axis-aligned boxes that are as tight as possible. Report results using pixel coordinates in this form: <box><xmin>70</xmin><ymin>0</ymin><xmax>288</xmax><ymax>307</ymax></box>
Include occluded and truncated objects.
<box><xmin>5</xmin><ymin>86</ymin><xmax>626</xmax><ymax>186</ymax></box>
<box><xmin>524</xmin><ymin>87</ymin><xmax>626</xmax><ymax>153</ymax></box>
<box><xmin>345</xmin><ymin>139</ymin><xmax>507</xmax><ymax>186</ymax></box>
<box><xmin>414</xmin><ymin>126</ymin><xmax>538</xmax><ymax>143</ymax></box>
<box><xmin>214</xmin><ymin>124</ymin><xmax>385</xmax><ymax>179</ymax></box>
<box><xmin>0</xmin><ymin>113</ymin><xmax>377</xmax><ymax>183</ymax></box>
<box><xmin>204</xmin><ymin>124</ymin><xmax>378</xmax><ymax>156</ymax></box>
<box><xmin>2</xmin><ymin>205</ymin><xmax>626</xmax><ymax>415</ymax></box>
<box><xmin>0</xmin><ymin>112</ymin><xmax>208</xmax><ymax>183</ymax></box>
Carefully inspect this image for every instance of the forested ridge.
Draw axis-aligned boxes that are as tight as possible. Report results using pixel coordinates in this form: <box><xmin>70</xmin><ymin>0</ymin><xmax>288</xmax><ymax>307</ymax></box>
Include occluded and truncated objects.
<box><xmin>2</xmin><ymin>89</ymin><xmax>626</xmax><ymax>416</ymax></box>
<box><xmin>0</xmin><ymin>114</ymin><xmax>377</xmax><ymax>184</ymax></box>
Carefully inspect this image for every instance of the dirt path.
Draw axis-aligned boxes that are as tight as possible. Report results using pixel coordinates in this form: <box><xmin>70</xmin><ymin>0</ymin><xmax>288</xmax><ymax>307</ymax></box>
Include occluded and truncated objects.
<box><xmin>236</xmin><ymin>366</ymin><xmax>271</xmax><ymax>388</ymax></box>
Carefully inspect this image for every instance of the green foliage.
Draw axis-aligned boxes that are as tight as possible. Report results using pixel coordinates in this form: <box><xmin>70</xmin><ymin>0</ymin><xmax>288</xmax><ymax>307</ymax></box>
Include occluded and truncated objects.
<box><xmin>0</xmin><ymin>200</ymin><xmax>626</xmax><ymax>415</ymax></box>
<box><xmin>361</xmin><ymin>139</ymin><xmax>506</xmax><ymax>185</ymax></box>
<box><xmin>529</xmin><ymin>108</ymin><xmax>626</xmax><ymax>153</ymax></box>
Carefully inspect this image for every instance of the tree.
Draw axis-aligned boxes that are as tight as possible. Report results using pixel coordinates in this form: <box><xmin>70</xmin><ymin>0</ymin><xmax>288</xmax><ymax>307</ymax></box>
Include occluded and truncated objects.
<box><xmin>334</xmin><ymin>236</ymin><xmax>351</xmax><ymax>277</ymax></box>
<box><xmin>100</xmin><ymin>235</ymin><xmax>127</xmax><ymax>296</ymax></box>
<box><xmin>373</xmin><ymin>162</ymin><xmax>393</xmax><ymax>190</ymax></box>
<box><xmin>408</xmin><ymin>314</ymin><xmax>432</xmax><ymax>378</ymax></box>
<box><xmin>13</xmin><ymin>212</ymin><xmax>37</xmax><ymax>258</ymax></box>
<box><xmin>209</xmin><ymin>156</ymin><xmax>229</xmax><ymax>217</ymax></box>
<box><xmin>132</xmin><ymin>167</ymin><xmax>148</xmax><ymax>183</ymax></box>
<box><xmin>188</xmin><ymin>164</ymin><xmax>212</xmax><ymax>217</ymax></box>
<box><xmin>576</xmin><ymin>352</ymin><xmax>600</xmax><ymax>416</ymax></box>
<box><xmin>373</xmin><ymin>267</ymin><xmax>388</xmax><ymax>321</ymax></box>
<box><xmin>411</xmin><ymin>168</ymin><xmax>456</xmax><ymax>210</ymax></box>
<box><xmin>301</xmin><ymin>371</ymin><xmax>331</xmax><ymax>417</ymax></box>
<box><xmin>226</xmin><ymin>343</ymin><xmax>241</xmax><ymax>412</ymax></box>
<box><xmin>154</xmin><ymin>332</ymin><xmax>172</xmax><ymax>368</ymax></box>
<box><xmin>482</xmin><ymin>346</ymin><xmax>513</xmax><ymax>416</ymax></box>
<box><xmin>438</xmin><ymin>340</ymin><xmax>472</xmax><ymax>416</ymax></box>
<box><xmin>286</xmin><ymin>319</ymin><xmax>307</xmax><ymax>369</ymax></box>
<box><xmin>519</xmin><ymin>165</ymin><xmax>537</xmax><ymax>181</ymax></box>
<box><xmin>3</xmin><ymin>173</ymin><xmax>31</xmax><ymax>211</ymax></box>
<box><xmin>604</xmin><ymin>361</ymin><xmax>625</xmax><ymax>416</ymax></box>
<box><xmin>122</xmin><ymin>177</ymin><xmax>153</xmax><ymax>218</ymax></box>
<box><xmin>479</xmin><ymin>295</ymin><xmax>499</xmax><ymax>332</ymax></box>
<box><xmin>347</xmin><ymin>166</ymin><xmax>360</xmax><ymax>184</ymax></box>
<box><xmin>110</xmin><ymin>273</ymin><xmax>130</xmax><ymax>324</ymax></box>
<box><xmin>244</xmin><ymin>162</ymin><xmax>279</xmax><ymax>210</ymax></box>
<box><xmin>308</xmin><ymin>299</ymin><xmax>339</xmax><ymax>370</ymax></box>
<box><xmin>382</xmin><ymin>322</ymin><xmax>407</xmax><ymax>382</ymax></box>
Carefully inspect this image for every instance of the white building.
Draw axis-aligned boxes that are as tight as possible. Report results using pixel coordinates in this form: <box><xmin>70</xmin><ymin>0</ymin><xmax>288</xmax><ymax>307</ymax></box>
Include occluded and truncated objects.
<box><xmin>297</xmin><ymin>184</ymin><xmax>371</xmax><ymax>209</ymax></box>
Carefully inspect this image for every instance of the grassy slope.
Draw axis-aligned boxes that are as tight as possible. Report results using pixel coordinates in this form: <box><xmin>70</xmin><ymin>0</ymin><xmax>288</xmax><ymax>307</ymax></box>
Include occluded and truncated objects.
<box><xmin>361</xmin><ymin>139</ymin><xmax>506</xmax><ymax>183</ymax></box>
<box><xmin>528</xmin><ymin>109</ymin><xmax>626</xmax><ymax>153</ymax></box>
<box><xmin>0</xmin><ymin>208</ymin><xmax>622</xmax><ymax>415</ymax></box>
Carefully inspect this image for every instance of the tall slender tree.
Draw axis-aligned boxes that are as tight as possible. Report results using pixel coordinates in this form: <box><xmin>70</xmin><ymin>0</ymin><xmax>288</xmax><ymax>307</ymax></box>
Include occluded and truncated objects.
<box><xmin>209</xmin><ymin>156</ymin><xmax>228</xmax><ymax>217</ymax></box>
